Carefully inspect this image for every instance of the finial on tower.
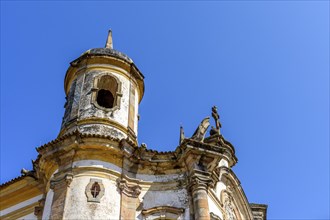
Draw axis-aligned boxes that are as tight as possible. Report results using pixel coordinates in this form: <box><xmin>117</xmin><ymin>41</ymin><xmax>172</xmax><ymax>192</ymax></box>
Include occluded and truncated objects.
<box><xmin>105</xmin><ymin>29</ymin><xmax>113</xmax><ymax>49</ymax></box>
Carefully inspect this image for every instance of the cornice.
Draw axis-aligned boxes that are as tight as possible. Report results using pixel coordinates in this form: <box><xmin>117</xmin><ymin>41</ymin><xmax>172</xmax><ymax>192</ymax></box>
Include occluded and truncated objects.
<box><xmin>36</xmin><ymin>130</ymin><xmax>137</xmax><ymax>154</ymax></box>
<box><xmin>3</xmin><ymin>132</ymin><xmax>238</xmax><ymax>191</ymax></box>
<box><xmin>0</xmin><ymin>175</ymin><xmax>26</xmax><ymax>189</ymax></box>
<box><xmin>141</xmin><ymin>206</ymin><xmax>185</xmax><ymax>217</ymax></box>
<box><xmin>0</xmin><ymin>173</ymin><xmax>38</xmax><ymax>191</ymax></box>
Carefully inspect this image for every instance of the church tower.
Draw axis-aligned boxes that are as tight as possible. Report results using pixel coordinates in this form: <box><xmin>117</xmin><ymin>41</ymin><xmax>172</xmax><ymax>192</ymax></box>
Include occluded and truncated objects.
<box><xmin>38</xmin><ymin>31</ymin><xmax>146</xmax><ymax>219</ymax></box>
<box><xmin>60</xmin><ymin>30</ymin><xmax>144</xmax><ymax>144</ymax></box>
<box><xmin>0</xmin><ymin>32</ymin><xmax>267</xmax><ymax>220</ymax></box>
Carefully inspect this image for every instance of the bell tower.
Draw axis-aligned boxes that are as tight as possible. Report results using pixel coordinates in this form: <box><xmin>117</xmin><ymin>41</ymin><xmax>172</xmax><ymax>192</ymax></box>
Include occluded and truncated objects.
<box><xmin>33</xmin><ymin>31</ymin><xmax>146</xmax><ymax>220</ymax></box>
<box><xmin>60</xmin><ymin>30</ymin><xmax>144</xmax><ymax>144</ymax></box>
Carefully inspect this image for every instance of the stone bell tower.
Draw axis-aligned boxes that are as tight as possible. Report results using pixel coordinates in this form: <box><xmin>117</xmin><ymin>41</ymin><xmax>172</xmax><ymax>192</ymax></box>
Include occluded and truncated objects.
<box><xmin>60</xmin><ymin>30</ymin><xmax>144</xmax><ymax>143</ymax></box>
<box><xmin>35</xmin><ymin>31</ymin><xmax>147</xmax><ymax>220</ymax></box>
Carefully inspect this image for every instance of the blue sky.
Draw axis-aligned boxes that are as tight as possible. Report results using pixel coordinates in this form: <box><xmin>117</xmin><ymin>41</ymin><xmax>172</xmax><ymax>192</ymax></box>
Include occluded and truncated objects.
<box><xmin>1</xmin><ymin>1</ymin><xmax>329</xmax><ymax>219</ymax></box>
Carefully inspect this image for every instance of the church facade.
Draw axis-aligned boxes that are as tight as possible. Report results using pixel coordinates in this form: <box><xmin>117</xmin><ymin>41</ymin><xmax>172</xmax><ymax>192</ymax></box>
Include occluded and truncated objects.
<box><xmin>0</xmin><ymin>32</ymin><xmax>267</xmax><ymax>220</ymax></box>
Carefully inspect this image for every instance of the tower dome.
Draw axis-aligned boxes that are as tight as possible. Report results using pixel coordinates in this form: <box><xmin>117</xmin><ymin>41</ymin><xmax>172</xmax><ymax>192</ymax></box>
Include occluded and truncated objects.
<box><xmin>60</xmin><ymin>30</ymin><xmax>144</xmax><ymax>143</ymax></box>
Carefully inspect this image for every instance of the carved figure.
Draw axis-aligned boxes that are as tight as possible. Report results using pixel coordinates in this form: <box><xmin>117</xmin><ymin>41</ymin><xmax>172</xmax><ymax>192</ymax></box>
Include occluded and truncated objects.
<box><xmin>191</xmin><ymin>117</ymin><xmax>210</xmax><ymax>141</ymax></box>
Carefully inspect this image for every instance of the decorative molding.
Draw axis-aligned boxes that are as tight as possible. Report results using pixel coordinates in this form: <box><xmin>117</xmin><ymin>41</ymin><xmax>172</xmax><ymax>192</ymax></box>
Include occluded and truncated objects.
<box><xmin>141</xmin><ymin>206</ymin><xmax>185</xmax><ymax>220</ymax></box>
<box><xmin>218</xmin><ymin>167</ymin><xmax>255</xmax><ymax>220</ymax></box>
<box><xmin>250</xmin><ymin>203</ymin><xmax>268</xmax><ymax>220</ymax></box>
<box><xmin>220</xmin><ymin>190</ymin><xmax>240</xmax><ymax>220</ymax></box>
<box><xmin>49</xmin><ymin>173</ymin><xmax>74</xmax><ymax>189</ymax></box>
<box><xmin>188</xmin><ymin>170</ymin><xmax>214</xmax><ymax>192</ymax></box>
<box><xmin>91</xmin><ymin>72</ymin><xmax>122</xmax><ymax>113</ymax></box>
<box><xmin>85</xmin><ymin>178</ymin><xmax>105</xmax><ymax>203</ymax></box>
<box><xmin>117</xmin><ymin>179</ymin><xmax>141</xmax><ymax>198</ymax></box>
<box><xmin>208</xmin><ymin>188</ymin><xmax>224</xmax><ymax>216</ymax></box>
<box><xmin>34</xmin><ymin>198</ymin><xmax>45</xmax><ymax>219</ymax></box>
<box><xmin>210</xmin><ymin>212</ymin><xmax>222</xmax><ymax>220</ymax></box>
<box><xmin>0</xmin><ymin>202</ymin><xmax>38</xmax><ymax>220</ymax></box>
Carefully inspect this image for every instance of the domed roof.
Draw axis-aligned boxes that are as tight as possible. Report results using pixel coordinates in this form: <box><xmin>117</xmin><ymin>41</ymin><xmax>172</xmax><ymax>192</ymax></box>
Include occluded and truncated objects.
<box><xmin>70</xmin><ymin>48</ymin><xmax>135</xmax><ymax>67</ymax></box>
<box><xmin>70</xmin><ymin>30</ymin><xmax>138</xmax><ymax>68</ymax></box>
<box><xmin>65</xmin><ymin>30</ymin><xmax>145</xmax><ymax>102</ymax></box>
<box><xmin>80</xmin><ymin>48</ymin><xmax>133</xmax><ymax>64</ymax></box>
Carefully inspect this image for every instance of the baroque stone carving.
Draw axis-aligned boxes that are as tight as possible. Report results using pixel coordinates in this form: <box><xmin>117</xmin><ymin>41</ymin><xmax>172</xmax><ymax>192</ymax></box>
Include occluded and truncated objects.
<box><xmin>117</xmin><ymin>179</ymin><xmax>141</xmax><ymax>198</ymax></box>
<box><xmin>50</xmin><ymin>173</ymin><xmax>74</xmax><ymax>189</ymax></box>
<box><xmin>191</xmin><ymin>117</ymin><xmax>210</xmax><ymax>141</ymax></box>
<box><xmin>34</xmin><ymin>198</ymin><xmax>45</xmax><ymax>219</ymax></box>
<box><xmin>91</xmin><ymin>72</ymin><xmax>122</xmax><ymax>112</ymax></box>
<box><xmin>188</xmin><ymin>171</ymin><xmax>214</xmax><ymax>192</ymax></box>
<box><xmin>142</xmin><ymin>206</ymin><xmax>185</xmax><ymax>220</ymax></box>
<box><xmin>221</xmin><ymin>190</ymin><xmax>238</xmax><ymax>220</ymax></box>
<box><xmin>210</xmin><ymin>212</ymin><xmax>222</xmax><ymax>220</ymax></box>
<box><xmin>85</xmin><ymin>178</ymin><xmax>105</xmax><ymax>203</ymax></box>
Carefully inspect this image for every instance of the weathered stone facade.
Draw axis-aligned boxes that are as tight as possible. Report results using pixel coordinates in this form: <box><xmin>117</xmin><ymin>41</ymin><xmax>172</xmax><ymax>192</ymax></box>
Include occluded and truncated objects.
<box><xmin>0</xmin><ymin>31</ymin><xmax>267</xmax><ymax>220</ymax></box>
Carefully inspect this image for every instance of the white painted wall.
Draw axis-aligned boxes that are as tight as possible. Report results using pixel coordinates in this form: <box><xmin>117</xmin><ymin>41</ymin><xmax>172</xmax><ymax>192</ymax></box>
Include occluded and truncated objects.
<box><xmin>137</xmin><ymin>189</ymin><xmax>189</xmax><ymax>219</ymax></box>
<box><xmin>215</xmin><ymin>181</ymin><xmax>227</xmax><ymax>196</ymax></box>
<box><xmin>63</xmin><ymin>176</ymin><xmax>121</xmax><ymax>219</ymax></box>
<box><xmin>42</xmin><ymin>189</ymin><xmax>54</xmax><ymax>220</ymax></box>
<box><xmin>208</xmin><ymin>194</ymin><xmax>224</xmax><ymax>220</ymax></box>
<box><xmin>18</xmin><ymin>212</ymin><xmax>38</xmax><ymax>220</ymax></box>
<box><xmin>72</xmin><ymin>160</ymin><xmax>184</xmax><ymax>183</ymax></box>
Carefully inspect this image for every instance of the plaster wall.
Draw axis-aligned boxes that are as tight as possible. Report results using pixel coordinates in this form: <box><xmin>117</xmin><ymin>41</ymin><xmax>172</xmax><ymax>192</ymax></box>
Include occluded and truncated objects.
<box><xmin>0</xmin><ymin>195</ymin><xmax>43</xmax><ymax>216</ymax></box>
<box><xmin>42</xmin><ymin>189</ymin><xmax>54</xmax><ymax>220</ymax></box>
<box><xmin>138</xmin><ymin>188</ymin><xmax>190</xmax><ymax>219</ymax></box>
<box><xmin>63</xmin><ymin>176</ymin><xmax>121</xmax><ymax>219</ymax></box>
<box><xmin>135</xmin><ymin>173</ymin><xmax>184</xmax><ymax>182</ymax></box>
<box><xmin>17</xmin><ymin>212</ymin><xmax>37</xmax><ymax>220</ymax></box>
<box><xmin>208</xmin><ymin>194</ymin><xmax>224</xmax><ymax>220</ymax></box>
<box><xmin>215</xmin><ymin>181</ymin><xmax>227</xmax><ymax>196</ymax></box>
<box><xmin>72</xmin><ymin>160</ymin><xmax>183</xmax><ymax>183</ymax></box>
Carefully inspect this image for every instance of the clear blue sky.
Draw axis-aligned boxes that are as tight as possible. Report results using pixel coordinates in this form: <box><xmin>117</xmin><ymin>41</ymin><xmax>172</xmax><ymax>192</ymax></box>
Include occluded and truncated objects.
<box><xmin>1</xmin><ymin>1</ymin><xmax>329</xmax><ymax>219</ymax></box>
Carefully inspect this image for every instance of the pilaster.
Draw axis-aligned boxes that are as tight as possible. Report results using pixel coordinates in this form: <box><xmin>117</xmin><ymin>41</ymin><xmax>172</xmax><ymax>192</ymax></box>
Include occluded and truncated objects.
<box><xmin>117</xmin><ymin>178</ymin><xmax>141</xmax><ymax>220</ymax></box>
<box><xmin>188</xmin><ymin>170</ymin><xmax>213</xmax><ymax>220</ymax></box>
<box><xmin>49</xmin><ymin>173</ymin><xmax>73</xmax><ymax>220</ymax></box>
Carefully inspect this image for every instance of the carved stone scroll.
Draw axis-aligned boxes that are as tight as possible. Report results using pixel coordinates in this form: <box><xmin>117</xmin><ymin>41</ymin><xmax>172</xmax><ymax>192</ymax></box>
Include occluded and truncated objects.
<box><xmin>117</xmin><ymin>178</ymin><xmax>142</xmax><ymax>220</ymax></box>
<box><xmin>191</xmin><ymin>117</ymin><xmax>210</xmax><ymax>141</ymax></box>
<box><xmin>117</xmin><ymin>179</ymin><xmax>141</xmax><ymax>198</ymax></box>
